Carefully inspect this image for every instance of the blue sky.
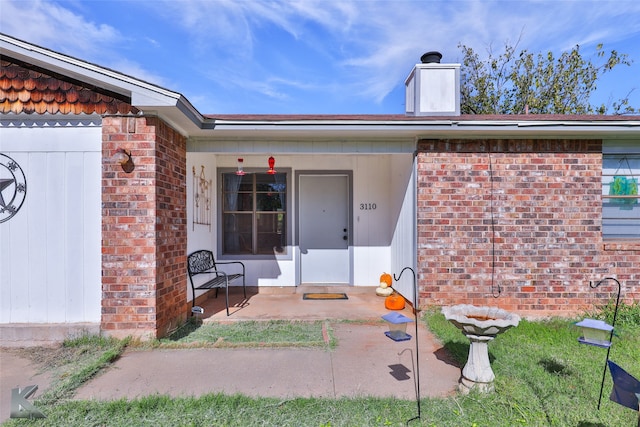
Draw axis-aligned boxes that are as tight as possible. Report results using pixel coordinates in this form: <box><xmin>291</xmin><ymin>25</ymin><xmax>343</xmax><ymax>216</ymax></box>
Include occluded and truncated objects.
<box><xmin>1</xmin><ymin>0</ymin><xmax>639</xmax><ymax>115</ymax></box>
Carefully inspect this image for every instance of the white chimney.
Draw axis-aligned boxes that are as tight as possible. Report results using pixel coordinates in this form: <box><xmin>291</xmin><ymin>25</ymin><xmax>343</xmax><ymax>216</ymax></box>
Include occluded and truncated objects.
<box><xmin>405</xmin><ymin>51</ymin><xmax>460</xmax><ymax>116</ymax></box>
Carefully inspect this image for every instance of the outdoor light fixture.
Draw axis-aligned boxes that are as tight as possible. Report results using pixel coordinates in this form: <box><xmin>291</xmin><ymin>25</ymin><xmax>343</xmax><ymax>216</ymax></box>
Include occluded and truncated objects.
<box><xmin>235</xmin><ymin>158</ymin><xmax>245</xmax><ymax>176</ymax></box>
<box><xmin>112</xmin><ymin>148</ymin><xmax>135</xmax><ymax>173</ymax></box>
<box><xmin>267</xmin><ymin>156</ymin><xmax>276</xmax><ymax>174</ymax></box>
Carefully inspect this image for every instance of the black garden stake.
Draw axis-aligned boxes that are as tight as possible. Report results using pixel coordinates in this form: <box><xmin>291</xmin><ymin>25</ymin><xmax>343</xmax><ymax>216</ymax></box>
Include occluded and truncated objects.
<box><xmin>394</xmin><ymin>267</ymin><xmax>421</xmax><ymax>425</ymax></box>
<box><xmin>589</xmin><ymin>277</ymin><xmax>622</xmax><ymax>410</ymax></box>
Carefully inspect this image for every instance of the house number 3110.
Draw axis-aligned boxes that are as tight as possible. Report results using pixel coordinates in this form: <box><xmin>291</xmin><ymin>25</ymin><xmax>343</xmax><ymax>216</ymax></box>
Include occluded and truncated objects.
<box><xmin>359</xmin><ymin>203</ymin><xmax>377</xmax><ymax>210</ymax></box>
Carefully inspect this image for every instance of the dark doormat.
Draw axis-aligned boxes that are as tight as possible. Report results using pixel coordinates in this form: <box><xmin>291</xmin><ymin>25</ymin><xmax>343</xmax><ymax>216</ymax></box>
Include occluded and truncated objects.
<box><xmin>302</xmin><ymin>293</ymin><xmax>348</xmax><ymax>300</ymax></box>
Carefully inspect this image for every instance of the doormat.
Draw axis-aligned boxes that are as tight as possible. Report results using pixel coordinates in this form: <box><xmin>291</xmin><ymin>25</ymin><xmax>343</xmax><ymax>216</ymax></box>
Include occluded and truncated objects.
<box><xmin>303</xmin><ymin>293</ymin><xmax>348</xmax><ymax>300</ymax></box>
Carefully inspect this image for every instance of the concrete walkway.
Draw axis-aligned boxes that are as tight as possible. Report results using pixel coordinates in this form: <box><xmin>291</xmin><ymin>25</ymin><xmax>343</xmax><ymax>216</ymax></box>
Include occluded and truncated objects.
<box><xmin>1</xmin><ymin>287</ymin><xmax>462</xmax><ymax>422</ymax></box>
<box><xmin>73</xmin><ymin>323</ymin><xmax>460</xmax><ymax>401</ymax></box>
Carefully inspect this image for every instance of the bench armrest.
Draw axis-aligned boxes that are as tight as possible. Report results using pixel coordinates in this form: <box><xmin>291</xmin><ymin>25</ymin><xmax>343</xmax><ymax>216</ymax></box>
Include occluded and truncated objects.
<box><xmin>215</xmin><ymin>260</ymin><xmax>245</xmax><ymax>275</ymax></box>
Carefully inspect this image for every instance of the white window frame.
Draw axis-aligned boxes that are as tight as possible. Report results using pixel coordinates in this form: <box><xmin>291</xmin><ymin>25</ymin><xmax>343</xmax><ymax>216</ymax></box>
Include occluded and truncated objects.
<box><xmin>217</xmin><ymin>168</ymin><xmax>292</xmax><ymax>259</ymax></box>
<box><xmin>602</xmin><ymin>141</ymin><xmax>640</xmax><ymax>240</ymax></box>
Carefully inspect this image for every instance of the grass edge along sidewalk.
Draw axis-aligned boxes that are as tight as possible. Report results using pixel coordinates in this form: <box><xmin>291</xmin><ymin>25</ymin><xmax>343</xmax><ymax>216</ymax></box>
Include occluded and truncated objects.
<box><xmin>4</xmin><ymin>304</ymin><xmax>639</xmax><ymax>426</ymax></box>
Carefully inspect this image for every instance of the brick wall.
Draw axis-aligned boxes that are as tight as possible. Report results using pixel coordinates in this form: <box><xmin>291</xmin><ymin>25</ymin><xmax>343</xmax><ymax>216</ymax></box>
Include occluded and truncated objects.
<box><xmin>416</xmin><ymin>139</ymin><xmax>639</xmax><ymax>317</ymax></box>
<box><xmin>102</xmin><ymin>116</ymin><xmax>187</xmax><ymax>339</ymax></box>
<box><xmin>153</xmin><ymin>118</ymin><xmax>188</xmax><ymax>337</ymax></box>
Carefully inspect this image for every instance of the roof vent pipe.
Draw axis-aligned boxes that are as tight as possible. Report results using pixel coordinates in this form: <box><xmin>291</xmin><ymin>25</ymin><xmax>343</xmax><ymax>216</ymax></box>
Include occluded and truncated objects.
<box><xmin>420</xmin><ymin>51</ymin><xmax>442</xmax><ymax>64</ymax></box>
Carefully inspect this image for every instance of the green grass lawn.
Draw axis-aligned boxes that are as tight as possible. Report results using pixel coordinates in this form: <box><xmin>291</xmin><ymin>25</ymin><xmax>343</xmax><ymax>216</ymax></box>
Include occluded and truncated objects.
<box><xmin>4</xmin><ymin>304</ymin><xmax>639</xmax><ymax>427</ymax></box>
<box><xmin>156</xmin><ymin>319</ymin><xmax>334</xmax><ymax>348</ymax></box>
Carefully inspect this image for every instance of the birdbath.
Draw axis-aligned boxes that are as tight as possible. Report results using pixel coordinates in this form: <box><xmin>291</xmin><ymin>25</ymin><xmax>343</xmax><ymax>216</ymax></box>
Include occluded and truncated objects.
<box><xmin>442</xmin><ymin>304</ymin><xmax>521</xmax><ymax>393</ymax></box>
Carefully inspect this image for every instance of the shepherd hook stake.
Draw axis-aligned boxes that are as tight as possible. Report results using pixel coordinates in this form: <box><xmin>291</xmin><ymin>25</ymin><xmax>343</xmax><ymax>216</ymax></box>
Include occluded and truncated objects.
<box><xmin>590</xmin><ymin>277</ymin><xmax>621</xmax><ymax>410</ymax></box>
<box><xmin>394</xmin><ymin>267</ymin><xmax>421</xmax><ymax>424</ymax></box>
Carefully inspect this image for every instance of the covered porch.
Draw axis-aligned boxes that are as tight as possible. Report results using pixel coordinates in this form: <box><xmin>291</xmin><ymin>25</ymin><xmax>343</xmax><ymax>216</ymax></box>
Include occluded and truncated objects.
<box><xmin>186</xmin><ymin>137</ymin><xmax>420</xmax><ymax>313</ymax></box>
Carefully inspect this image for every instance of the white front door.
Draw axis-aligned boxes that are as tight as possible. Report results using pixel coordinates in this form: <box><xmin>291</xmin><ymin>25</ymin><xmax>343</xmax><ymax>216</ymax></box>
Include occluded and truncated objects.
<box><xmin>298</xmin><ymin>174</ymin><xmax>350</xmax><ymax>284</ymax></box>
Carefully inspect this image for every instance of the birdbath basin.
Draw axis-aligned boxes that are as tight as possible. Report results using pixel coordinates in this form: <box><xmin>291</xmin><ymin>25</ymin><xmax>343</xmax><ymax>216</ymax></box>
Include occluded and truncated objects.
<box><xmin>442</xmin><ymin>304</ymin><xmax>521</xmax><ymax>393</ymax></box>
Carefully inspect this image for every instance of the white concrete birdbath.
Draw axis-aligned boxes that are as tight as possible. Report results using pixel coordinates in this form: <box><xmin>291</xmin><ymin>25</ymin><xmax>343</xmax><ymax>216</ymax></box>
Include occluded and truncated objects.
<box><xmin>442</xmin><ymin>304</ymin><xmax>521</xmax><ymax>393</ymax></box>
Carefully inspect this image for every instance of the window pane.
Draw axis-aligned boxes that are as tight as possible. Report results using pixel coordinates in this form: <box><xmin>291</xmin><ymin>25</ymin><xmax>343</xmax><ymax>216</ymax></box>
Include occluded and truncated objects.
<box><xmin>256</xmin><ymin>192</ymin><xmax>284</xmax><ymax>211</ymax></box>
<box><xmin>603</xmin><ymin>203</ymin><xmax>640</xmax><ymax>238</ymax></box>
<box><xmin>221</xmin><ymin>171</ymin><xmax>288</xmax><ymax>255</ymax></box>
<box><xmin>257</xmin><ymin>213</ymin><xmax>286</xmax><ymax>254</ymax></box>
<box><xmin>223</xmin><ymin>192</ymin><xmax>253</xmax><ymax>211</ymax></box>
<box><xmin>223</xmin><ymin>213</ymin><xmax>252</xmax><ymax>254</ymax></box>
<box><xmin>223</xmin><ymin>173</ymin><xmax>253</xmax><ymax>211</ymax></box>
<box><xmin>602</xmin><ymin>152</ymin><xmax>640</xmax><ymax>239</ymax></box>
<box><xmin>256</xmin><ymin>173</ymin><xmax>286</xmax><ymax>212</ymax></box>
<box><xmin>237</xmin><ymin>174</ymin><xmax>254</xmax><ymax>191</ymax></box>
<box><xmin>256</xmin><ymin>173</ymin><xmax>286</xmax><ymax>192</ymax></box>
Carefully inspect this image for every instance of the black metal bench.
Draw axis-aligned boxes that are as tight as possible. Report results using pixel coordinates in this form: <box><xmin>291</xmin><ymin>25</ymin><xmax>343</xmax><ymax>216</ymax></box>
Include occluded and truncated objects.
<box><xmin>187</xmin><ymin>250</ymin><xmax>246</xmax><ymax>316</ymax></box>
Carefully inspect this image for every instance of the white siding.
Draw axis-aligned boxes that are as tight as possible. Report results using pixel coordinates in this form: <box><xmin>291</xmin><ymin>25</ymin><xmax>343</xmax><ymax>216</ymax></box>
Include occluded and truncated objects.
<box><xmin>186</xmin><ymin>153</ymin><xmax>218</xmax><ymax>303</ymax></box>
<box><xmin>352</xmin><ymin>155</ymin><xmax>392</xmax><ymax>286</ymax></box>
<box><xmin>0</xmin><ymin>124</ymin><xmax>102</xmax><ymax>324</ymax></box>
<box><xmin>186</xmin><ymin>152</ymin><xmax>415</xmax><ymax>291</ymax></box>
<box><xmin>390</xmin><ymin>155</ymin><xmax>417</xmax><ymax>304</ymax></box>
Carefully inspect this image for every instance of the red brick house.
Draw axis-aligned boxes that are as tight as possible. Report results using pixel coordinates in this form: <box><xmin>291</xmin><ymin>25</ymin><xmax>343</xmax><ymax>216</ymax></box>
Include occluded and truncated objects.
<box><xmin>1</xmin><ymin>34</ymin><xmax>638</xmax><ymax>344</ymax></box>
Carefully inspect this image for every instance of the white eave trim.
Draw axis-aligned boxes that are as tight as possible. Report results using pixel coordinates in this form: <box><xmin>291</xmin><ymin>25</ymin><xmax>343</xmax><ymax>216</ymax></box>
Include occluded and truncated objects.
<box><xmin>212</xmin><ymin>117</ymin><xmax>640</xmax><ymax>126</ymax></box>
<box><xmin>210</xmin><ymin>118</ymin><xmax>640</xmax><ymax>131</ymax></box>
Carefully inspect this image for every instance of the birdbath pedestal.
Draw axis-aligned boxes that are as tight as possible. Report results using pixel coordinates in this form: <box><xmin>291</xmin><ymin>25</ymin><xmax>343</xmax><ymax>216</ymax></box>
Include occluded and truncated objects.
<box><xmin>442</xmin><ymin>304</ymin><xmax>521</xmax><ymax>394</ymax></box>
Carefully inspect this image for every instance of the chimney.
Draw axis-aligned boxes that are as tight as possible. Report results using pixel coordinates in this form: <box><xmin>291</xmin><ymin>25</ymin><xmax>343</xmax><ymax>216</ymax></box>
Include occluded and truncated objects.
<box><xmin>405</xmin><ymin>51</ymin><xmax>460</xmax><ymax>116</ymax></box>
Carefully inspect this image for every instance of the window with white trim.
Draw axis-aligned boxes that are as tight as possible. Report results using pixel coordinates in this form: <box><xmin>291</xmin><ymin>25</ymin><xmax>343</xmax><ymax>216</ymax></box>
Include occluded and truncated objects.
<box><xmin>221</xmin><ymin>171</ymin><xmax>288</xmax><ymax>255</ymax></box>
<box><xmin>602</xmin><ymin>142</ymin><xmax>640</xmax><ymax>239</ymax></box>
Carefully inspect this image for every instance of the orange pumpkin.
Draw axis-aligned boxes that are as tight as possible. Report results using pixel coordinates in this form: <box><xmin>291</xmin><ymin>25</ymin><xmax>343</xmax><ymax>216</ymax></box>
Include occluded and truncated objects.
<box><xmin>380</xmin><ymin>272</ymin><xmax>393</xmax><ymax>288</ymax></box>
<box><xmin>385</xmin><ymin>292</ymin><xmax>405</xmax><ymax>310</ymax></box>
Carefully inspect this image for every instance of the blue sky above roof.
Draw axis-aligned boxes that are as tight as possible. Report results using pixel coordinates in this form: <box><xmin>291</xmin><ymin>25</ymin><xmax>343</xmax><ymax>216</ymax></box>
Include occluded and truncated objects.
<box><xmin>1</xmin><ymin>0</ymin><xmax>639</xmax><ymax>115</ymax></box>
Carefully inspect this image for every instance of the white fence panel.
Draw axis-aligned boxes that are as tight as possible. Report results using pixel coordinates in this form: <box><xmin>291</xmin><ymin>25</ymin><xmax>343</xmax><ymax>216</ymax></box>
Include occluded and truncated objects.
<box><xmin>0</xmin><ymin>124</ymin><xmax>101</xmax><ymax>324</ymax></box>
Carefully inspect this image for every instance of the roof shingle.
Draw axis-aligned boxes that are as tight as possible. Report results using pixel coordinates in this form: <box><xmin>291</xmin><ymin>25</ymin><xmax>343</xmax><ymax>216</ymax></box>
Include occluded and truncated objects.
<box><xmin>0</xmin><ymin>59</ymin><xmax>138</xmax><ymax>116</ymax></box>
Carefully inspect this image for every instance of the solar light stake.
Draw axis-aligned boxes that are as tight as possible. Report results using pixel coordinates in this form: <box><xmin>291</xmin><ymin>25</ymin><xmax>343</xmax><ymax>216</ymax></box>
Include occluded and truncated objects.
<box><xmin>394</xmin><ymin>267</ymin><xmax>421</xmax><ymax>424</ymax></box>
<box><xmin>589</xmin><ymin>277</ymin><xmax>622</xmax><ymax>410</ymax></box>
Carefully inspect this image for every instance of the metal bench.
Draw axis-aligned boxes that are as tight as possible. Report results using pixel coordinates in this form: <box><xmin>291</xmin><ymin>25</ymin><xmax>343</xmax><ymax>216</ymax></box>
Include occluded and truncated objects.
<box><xmin>187</xmin><ymin>250</ymin><xmax>246</xmax><ymax>316</ymax></box>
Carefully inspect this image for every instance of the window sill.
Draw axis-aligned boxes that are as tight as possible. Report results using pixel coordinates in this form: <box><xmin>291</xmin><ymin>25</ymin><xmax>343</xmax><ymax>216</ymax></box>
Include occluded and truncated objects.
<box><xmin>603</xmin><ymin>240</ymin><xmax>640</xmax><ymax>251</ymax></box>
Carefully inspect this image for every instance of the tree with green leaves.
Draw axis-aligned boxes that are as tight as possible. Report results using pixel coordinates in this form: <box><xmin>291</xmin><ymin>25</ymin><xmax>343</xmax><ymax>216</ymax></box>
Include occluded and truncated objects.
<box><xmin>459</xmin><ymin>41</ymin><xmax>636</xmax><ymax>115</ymax></box>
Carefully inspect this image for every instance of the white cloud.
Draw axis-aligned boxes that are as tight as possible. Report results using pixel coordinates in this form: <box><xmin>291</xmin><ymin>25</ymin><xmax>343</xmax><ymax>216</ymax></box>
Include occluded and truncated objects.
<box><xmin>0</xmin><ymin>0</ymin><xmax>121</xmax><ymax>56</ymax></box>
<box><xmin>1</xmin><ymin>0</ymin><xmax>170</xmax><ymax>88</ymax></box>
<box><xmin>2</xmin><ymin>0</ymin><xmax>638</xmax><ymax>112</ymax></box>
<box><xmin>161</xmin><ymin>0</ymin><xmax>640</xmax><ymax>104</ymax></box>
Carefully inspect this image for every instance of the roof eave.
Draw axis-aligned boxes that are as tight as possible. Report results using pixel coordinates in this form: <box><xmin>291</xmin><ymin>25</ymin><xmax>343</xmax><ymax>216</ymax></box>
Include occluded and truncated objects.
<box><xmin>205</xmin><ymin>118</ymin><xmax>640</xmax><ymax>140</ymax></box>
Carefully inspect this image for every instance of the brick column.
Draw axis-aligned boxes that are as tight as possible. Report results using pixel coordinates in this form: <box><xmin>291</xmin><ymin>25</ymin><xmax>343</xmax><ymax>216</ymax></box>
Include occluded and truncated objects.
<box><xmin>102</xmin><ymin>116</ymin><xmax>187</xmax><ymax>339</ymax></box>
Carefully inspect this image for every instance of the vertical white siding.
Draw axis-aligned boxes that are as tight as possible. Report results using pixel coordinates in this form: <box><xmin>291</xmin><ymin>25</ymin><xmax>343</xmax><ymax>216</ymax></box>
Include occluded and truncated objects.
<box><xmin>28</xmin><ymin>152</ymin><xmax>48</xmax><ymax>322</ymax></box>
<box><xmin>390</xmin><ymin>155</ymin><xmax>417</xmax><ymax>304</ymax></box>
<box><xmin>46</xmin><ymin>152</ymin><xmax>66</xmax><ymax>322</ymax></box>
<box><xmin>81</xmin><ymin>151</ymin><xmax>101</xmax><ymax>320</ymax></box>
<box><xmin>352</xmin><ymin>155</ymin><xmax>392</xmax><ymax>285</ymax></box>
<box><xmin>186</xmin><ymin>153</ymin><xmax>218</xmax><ymax>303</ymax></box>
<box><xmin>0</xmin><ymin>124</ymin><xmax>102</xmax><ymax>324</ymax></box>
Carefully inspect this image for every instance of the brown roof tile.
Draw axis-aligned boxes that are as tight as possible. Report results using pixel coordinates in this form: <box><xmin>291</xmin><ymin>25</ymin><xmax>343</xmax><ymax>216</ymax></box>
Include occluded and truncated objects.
<box><xmin>0</xmin><ymin>58</ymin><xmax>138</xmax><ymax>116</ymax></box>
